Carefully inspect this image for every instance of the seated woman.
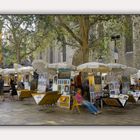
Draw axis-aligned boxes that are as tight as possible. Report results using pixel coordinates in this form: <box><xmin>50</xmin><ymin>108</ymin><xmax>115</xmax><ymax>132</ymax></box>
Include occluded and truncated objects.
<box><xmin>75</xmin><ymin>88</ymin><xmax>101</xmax><ymax>115</ymax></box>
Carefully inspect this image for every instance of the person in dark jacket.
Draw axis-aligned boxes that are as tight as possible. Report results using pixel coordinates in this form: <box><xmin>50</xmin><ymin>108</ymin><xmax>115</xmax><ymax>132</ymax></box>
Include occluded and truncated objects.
<box><xmin>9</xmin><ymin>75</ymin><xmax>17</xmax><ymax>101</ymax></box>
<box><xmin>0</xmin><ymin>75</ymin><xmax>5</xmax><ymax>101</ymax></box>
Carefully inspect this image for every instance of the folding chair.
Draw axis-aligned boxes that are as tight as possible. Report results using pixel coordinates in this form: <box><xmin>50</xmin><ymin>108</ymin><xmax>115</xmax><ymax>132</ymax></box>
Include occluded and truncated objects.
<box><xmin>71</xmin><ymin>96</ymin><xmax>81</xmax><ymax>113</ymax></box>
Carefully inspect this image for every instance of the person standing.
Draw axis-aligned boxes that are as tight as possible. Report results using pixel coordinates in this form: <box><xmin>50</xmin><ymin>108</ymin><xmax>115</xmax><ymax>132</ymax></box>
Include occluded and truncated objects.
<box><xmin>33</xmin><ymin>69</ymin><xmax>39</xmax><ymax>90</ymax></box>
<box><xmin>9</xmin><ymin>75</ymin><xmax>17</xmax><ymax>101</ymax></box>
<box><xmin>0</xmin><ymin>75</ymin><xmax>5</xmax><ymax>101</ymax></box>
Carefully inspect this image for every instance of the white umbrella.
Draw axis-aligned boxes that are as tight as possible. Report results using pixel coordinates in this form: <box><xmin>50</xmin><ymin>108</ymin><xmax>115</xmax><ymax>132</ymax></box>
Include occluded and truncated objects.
<box><xmin>107</xmin><ymin>63</ymin><xmax>127</xmax><ymax>72</ymax></box>
<box><xmin>32</xmin><ymin>59</ymin><xmax>47</xmax><ymax>73</ymax></box>
<box><xmin>3</xmin><ymin>68</ymin><xmax>16</xmax><ymax>75</ymax></box>
<box><xmin>77</xmin><ymin>62</ymin><xmax>110</xmax><ymax>109</ymax></box>
<box><xmin>124</xmin><ymin>67</ymin><xmax>138</xmax><ymax>76</ymax></box>
<box><xmin>0</xmin><ymin>68</ymin><xmax>3</xmax><ymax>74</ymax></box>
<box><xmin>18</xmin><ymin>66</ymin><xmax>34</xmax><ymax>73</ymax></box>
<box><xmin>47</xmin><ymin>62</ymin><xmax>76</xmax><ymax>71</ymax></box>
<box><xmin>77</xmin><ymin>62</ymin><xmax>109</xmax><ymax>73</ymax></box>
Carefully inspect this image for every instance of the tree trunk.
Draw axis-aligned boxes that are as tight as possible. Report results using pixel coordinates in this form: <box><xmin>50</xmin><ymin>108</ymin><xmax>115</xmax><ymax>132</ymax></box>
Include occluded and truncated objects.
<box><xmin>0</xmin><ymin>21</ymin><xmax>3</xmax><ymax>68</ymax></box>
<box><xmin>16</xmin><ymin>44</ymin><xmax>21</xmax><ymax>64</ymax></box>
<box><xmin>79</xmin><ymin>16</ymin><xmax>90</xmax><ymax>63</ymax></box>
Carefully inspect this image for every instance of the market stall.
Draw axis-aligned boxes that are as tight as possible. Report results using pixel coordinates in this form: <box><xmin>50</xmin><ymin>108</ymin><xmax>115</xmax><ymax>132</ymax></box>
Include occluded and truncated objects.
<box><xmin>3</xmin><ymin>68</ymin><xmax>16</xmax><ymax>92</ymax></box>
<box><xmin>102</xmin><ymin>63</ymin><xmax>129</xmax><ymax>107</ymax></box>
<box><xmin>47</xmin><ymin>62</ymin><xmax>76</xmax><ymax>109</ymax></box>
<box><xmin>124</xmin><ymin>67</ymin><xmax>140</xmax><ymax>103</ymax></box>
<box><xmin>17</xmin><ymin>66</ymin><xmax>34</xmax><ymax>100</ymax></box>
<box><xmin>77</xmin><ymin>62</ymin><xmax>110</xmax><ymax>108</ymax></box>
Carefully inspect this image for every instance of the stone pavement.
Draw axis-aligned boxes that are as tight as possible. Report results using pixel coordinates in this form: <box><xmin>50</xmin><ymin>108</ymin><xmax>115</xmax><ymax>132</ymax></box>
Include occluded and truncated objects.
<box><xmin>0</xmin><ymin>96</ymin><xmax>140</xmax><ymax>125</ymax></box>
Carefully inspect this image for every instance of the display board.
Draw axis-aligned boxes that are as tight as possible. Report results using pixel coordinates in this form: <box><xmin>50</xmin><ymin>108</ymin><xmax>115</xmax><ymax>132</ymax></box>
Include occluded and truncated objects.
<box><xmin>88</xmin><ymin>75</ymin><xmax>102</xmax><ymax>103</ymax></box>
<box><xmin>103</xmin><ymin>94</ymin><xmax>128</xmax><ymax>107</ymax></box>
<box><xmin>24</xmin><ymin>82</ymin><xmax>30</xmax><ymax>90</ymax></box>
<box><xmin>58</xmin><ymin>95</ymin><xmax>70</xmax><ymax>109</ymax></box>
<box><xmin>57</xmin><ymin>71</ymin><xmax>71</xmax><ymax>109</ymax></box>
<box><xmin>57</xmin><ymin>79</ymin><xmax>70</xmax><ymax>95</ymax></box>
<box><xmin>94</xmin><ymin>76</ymin><xmax>102</xmax><ymax>84</ymax></box>
<box><xmin>122</xmin><ymin>82</ymin><xmax>130</xmax><ymax>94</ymax></box>
<box><xmin>37</xmin><ymin>74</ymin><xmax>47</xmax><ymax>93</ymax></box>
<box><xmin>127</xmin><ymin>91</ymin><xmax>140</xmax><ymax>103</ymax></box>
<box><xmin>109</xmin><ymin>81</ymin><xmax>120</xmax><ymax>96</ymax></box>
<box><xmin>58</xmin><ymin>71</ymin><xmax>70</xmax><ymax>79</ymax></box>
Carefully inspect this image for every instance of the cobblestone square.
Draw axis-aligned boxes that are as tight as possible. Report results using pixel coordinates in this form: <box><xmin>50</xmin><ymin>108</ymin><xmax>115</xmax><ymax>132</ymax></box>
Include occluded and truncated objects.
<box><xmin>0</xmin><ymin>96</ymin><xmax>140</xmax><ymax>126</ymax></box>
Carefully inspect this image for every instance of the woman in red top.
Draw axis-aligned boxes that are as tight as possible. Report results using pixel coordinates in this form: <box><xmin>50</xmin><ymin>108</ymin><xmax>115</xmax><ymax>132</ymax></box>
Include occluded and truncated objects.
<box><xmin>75</xmin><ymin>88</ymin><xmax>101</xmax><ymax>115</ymax></box>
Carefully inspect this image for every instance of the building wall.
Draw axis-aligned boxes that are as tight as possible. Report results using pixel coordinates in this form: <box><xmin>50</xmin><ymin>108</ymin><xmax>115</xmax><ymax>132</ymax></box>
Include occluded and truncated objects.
<box><xmin>133</xmin><ymin>16</ymin><xmax>140</xmax><ymax>69</ymax></box>
<box><xmin>34</xmin><ymin>42</ymin><xmax>77</xmax><ymax>65</ymax></box>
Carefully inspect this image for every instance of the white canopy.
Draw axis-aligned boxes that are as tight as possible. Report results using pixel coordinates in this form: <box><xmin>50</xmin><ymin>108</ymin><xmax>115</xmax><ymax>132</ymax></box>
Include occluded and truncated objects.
<box><xmin>18</xmin><ymin>66</ymin><xmax>34</xmax><ymax>73</ymax></box>
<box><xmin>0</xmin><ymin>68</ymin><xmax>3</xmax><ymax>74</ymax></box>
<box><xmin>107</xmin><ymin>63</ymin><xmax>127</xmax><ymax>72</ymax></box>
<box><xmin>47</xmin><ymin>62</ymin><xmax>76</xmax><ymax>71</ymax></box>
<box><xmin>3</xmin><ymin>68</ymin><xmax>16</xmax><ymax>75</ymax></box>
<box><xmin>124</xmin><ymin>67</ymin><xmax>138</xmax><ymax>75</ymax></box>
<box><xmin>77</xmin><ymin>62</ymin><xmax>109</xmax><ymax>73</ymax></box>
<box><xmin>32</xmin><ymin>59</ymin><xmax>47</xmax><ymax>73</ymax></box>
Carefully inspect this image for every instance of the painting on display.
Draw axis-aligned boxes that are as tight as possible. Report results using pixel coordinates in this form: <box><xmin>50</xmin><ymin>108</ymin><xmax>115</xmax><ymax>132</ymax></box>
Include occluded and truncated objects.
<box><xmin>58</xmin><ymin>95</ymin><xmax>70</xmax><ymax>109</ymax></box>
<box><xmin>37</xmin><ymin>74</ymin><xmax>47</xmax><ymax>92</ymax></box>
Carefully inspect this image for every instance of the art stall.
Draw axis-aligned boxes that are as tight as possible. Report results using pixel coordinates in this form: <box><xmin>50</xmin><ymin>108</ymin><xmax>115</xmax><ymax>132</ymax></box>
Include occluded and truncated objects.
<box><xmin>2</xmin><ymin>68</ymin><xmax>19</xmax><ymax>92</ymax></box>
<box><xmin>47</xmin><ymin>62</ymin><xmax>76</xmax><ymax>109</ymax></box>
<box><xmin>77</xmin><ymin>62</ymin><xmax>109</xmax><ymax>108</ymax></box>
<box><xmin>124</xmin><ymin>67</ymin><xmax>140</xmax><ymax>103</ymax></box>
<box><xmin>103</xmin><ymin>63</ymin><xmax>129</xmax><ymax>107</ymax></box>
<box><xmin>31</xmin><ymin>59</ymin><xmax>55</xmax><ymax>106</ymax></box>
<box><xmin>16</xmin><ymin>66</ymin><xmax>35</xmax><ymax>100</ymax></box>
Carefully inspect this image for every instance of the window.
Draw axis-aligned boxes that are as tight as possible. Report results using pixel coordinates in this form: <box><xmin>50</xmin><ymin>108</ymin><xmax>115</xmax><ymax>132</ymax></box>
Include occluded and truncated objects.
<box><xmin>125</xmin><ymin>17</ymin><xmax>133</xmax><ymax>52</ymax></box>
<box><xmin>39</xmin><ymin>51</ymin><xmax>43</xmax><ymax>59</ymax></box>
<box><xmin>62</xmin><ymin>44</ymin><xmax>66</xmax><ymax>62</ymax></box>
<box><xmin>50</xmin><ymin>47</ymin><xmax>53</xmax><ymax>63</ymax></box>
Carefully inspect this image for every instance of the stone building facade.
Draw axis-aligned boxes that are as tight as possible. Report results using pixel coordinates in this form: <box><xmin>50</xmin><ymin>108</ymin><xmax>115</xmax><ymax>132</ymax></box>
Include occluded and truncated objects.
<box><xmin>108</xmin><ymin>16</ymin><xmax>140</xmax><ymax>70</ymax></box>
<box><xmin>34</xmin><ymin>16</ymin><xmax>140</xmax><ymax>70</ymax></box>
<box><xmin>34</xmin><ymin>40</ymin><xmax>77</xmax><ymax>65</ymax></box>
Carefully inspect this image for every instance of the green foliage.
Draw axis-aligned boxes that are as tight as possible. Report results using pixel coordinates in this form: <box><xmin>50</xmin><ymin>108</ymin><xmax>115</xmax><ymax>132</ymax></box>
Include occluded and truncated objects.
<box><xmin>0</xmin><ymin>15</ymin><xmax>133</xmax><ymax>66</ymax></box>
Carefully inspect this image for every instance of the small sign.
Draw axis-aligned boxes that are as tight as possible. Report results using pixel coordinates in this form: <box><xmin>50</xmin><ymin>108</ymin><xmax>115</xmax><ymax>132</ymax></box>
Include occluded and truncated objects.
<box><xmin>38</xmin><ymin>74</ymin><xmax>47</xmax><ymax>92</ymax></box>
<box><xmin>32</xmin><ymin>94</ymin><xmax>45</xmax><ymax>104</ymax></box>
<box><xmin>58</xmin><ymin>95</ymin><xmax>70</xmax><ymax>109</ymax></box>
<box><xmin>94</xmin><ymin>76</ymin><xmax>101</xmax><ymax>84</ymax></box>
<box><xmin>24</xmin><ymin>82</ymin><xmax>30</xmax><ymax>90</ymax></box>
<box><xmin>58</xmin><ymin>71</ymin><xmax>70</xmax><ymax>79</ymax></box>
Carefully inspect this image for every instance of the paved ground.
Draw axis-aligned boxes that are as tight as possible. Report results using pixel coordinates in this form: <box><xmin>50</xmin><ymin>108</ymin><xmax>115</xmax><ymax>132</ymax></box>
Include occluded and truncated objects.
<box><xmin>0</xmin><ymin>94</ymin><xmax>140</xmax><ymax>125</ymax></box>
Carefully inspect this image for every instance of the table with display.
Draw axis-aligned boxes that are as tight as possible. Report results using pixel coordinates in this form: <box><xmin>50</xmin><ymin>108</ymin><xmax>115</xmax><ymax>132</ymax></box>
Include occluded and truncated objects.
<box><xmin>17</xmin><ymin>82</ymin><xmax>34</xmax><ymax>100</ymax></box>
<box><xmin>103</xmin><ymin>94</ymin><xmax>129</xmax><ymax>107</ymax></box>
<box><xmin>127</xmin><ymin>90</ymin><xmax>140</xmax><ymax>103</ymax></box>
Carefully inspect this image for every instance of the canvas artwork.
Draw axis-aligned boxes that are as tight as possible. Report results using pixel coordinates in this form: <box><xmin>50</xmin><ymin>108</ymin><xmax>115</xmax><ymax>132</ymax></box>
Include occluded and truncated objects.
<box><xmin>0</xmin><ymin>14</ymin><xmax>140</xmax><ymax>126</ymax></box>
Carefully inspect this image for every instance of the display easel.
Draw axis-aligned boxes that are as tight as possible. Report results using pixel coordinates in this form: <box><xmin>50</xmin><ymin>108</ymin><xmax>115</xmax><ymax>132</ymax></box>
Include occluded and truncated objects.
<box><xmin>37</xmin><ymin>73</ymin><xmax>47</xmax><ymax>93</ymax></box>
<box><xmin>32</xmin><ymin>91</ymin><xmax>61</xmax><ymax>112</ymax></box>
<box><xmin>56</xmin><ymin>69</ymin><xmax>71</xmax><ymax>109</ymax></box>
<box><xmin>89</xmin><ymin>74</ymin><xmax>102</xmax><ymax>107</ymax></box>
<box><xmin>109</xmin><ymin>81</ymin><xmax>120</xmax><ymax>96</ymax></box>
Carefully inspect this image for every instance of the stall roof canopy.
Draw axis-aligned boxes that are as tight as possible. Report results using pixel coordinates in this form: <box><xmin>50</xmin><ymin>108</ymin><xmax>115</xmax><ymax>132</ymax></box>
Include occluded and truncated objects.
<box><xmin>47</xmin><ymin>62</ymin><xmax>76</xmax><ymax>71</ymax></box>
<box><xmin>32</xmin><ymin>59</ymin><xmax>47</xmax><ymax>73</ymax></box>
<box><xmin>107</xmin><ymin>63</ymin><xmax>127</xmax><ymax>72</ymax></box>
<box><xmin>77</xmin><ymin>62</ymin><xmax>109</xmax><ymax>73</ymax></box>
